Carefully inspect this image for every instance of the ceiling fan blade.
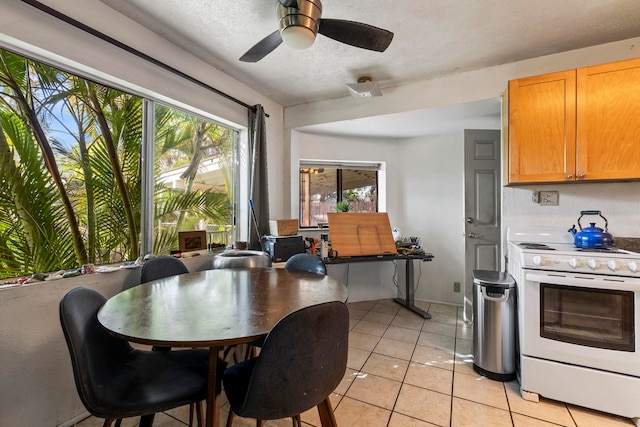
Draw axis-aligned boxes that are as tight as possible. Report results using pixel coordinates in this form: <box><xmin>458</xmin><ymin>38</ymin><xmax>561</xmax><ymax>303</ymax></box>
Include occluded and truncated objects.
<box><xmin>278</xmin><ymin>0</ymin><xmax>299</xmax><ymax>8</ymax></box>
<box><xmin>318</xmin><ymin>19</ymin><xmax>394</xmax><ymax>52</ymax></box>
<box><xmin>240</xmin><ymin>30</ymin><xmax>283</xmax><ymax>62</ymax></box>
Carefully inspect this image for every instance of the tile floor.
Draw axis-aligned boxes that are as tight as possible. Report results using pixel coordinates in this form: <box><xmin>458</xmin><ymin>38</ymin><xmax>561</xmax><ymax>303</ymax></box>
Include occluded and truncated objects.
<box><xmin>76</xmin><ymin>299</ymin><xmax>635</xmax><ymax>427</ymax></box>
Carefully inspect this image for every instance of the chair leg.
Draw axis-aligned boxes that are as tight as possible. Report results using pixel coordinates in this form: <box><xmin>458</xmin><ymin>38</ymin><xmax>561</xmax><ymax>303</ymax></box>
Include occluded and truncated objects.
<box><xmin>114</xmin><ymin>420</ymin><xmax>122</xmax><ymax>427</ymax></box>
<box><xmin>196</xmin><ymin>401</ymin><xmax>204</xmax><ymax>427</ymax></box>
<box><xmin>225</xmin><ymin>409</ymin><xmax>235</xmax><ymax>427</ymax></box>
<box><xmin>291</xmin><ymin>414</ymin><xmax>301</xmax><ymax>427</ymax></box>
<box><xmin>317</xmin><ymin>397</ymin><xmax>338</xmax><ymax>427</ymax></box>
<box><xmin>139</xmin><ymin>413</ymin><xmax>155</xmax><ymax>427</ymax></box>
<box><xmin>189</xmin><ymin>403</ymin><xmax>194</xmax><ymax>426</ymax></box>
<box><xmin>256</xmin><ymin>420</ymin><xmax>265</xmax><ymax>427</ymax></box>
<box><xmin>102</xmin><ymin>419</ymin><xmax>117</xmax><ymax>427</ymax></box>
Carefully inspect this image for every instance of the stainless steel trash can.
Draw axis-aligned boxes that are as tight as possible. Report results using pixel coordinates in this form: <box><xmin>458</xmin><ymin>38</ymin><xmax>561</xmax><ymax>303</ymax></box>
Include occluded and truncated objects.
<box><xmin>472</xmin><ymin>270</ymin><xmax>516</xmax><ymax>381</ymax></box>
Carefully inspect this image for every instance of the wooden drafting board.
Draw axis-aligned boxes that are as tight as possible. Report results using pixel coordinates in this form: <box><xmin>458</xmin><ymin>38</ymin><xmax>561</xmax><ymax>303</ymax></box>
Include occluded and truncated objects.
<box><xmin>327</xmin><ymin>212</ymin><xmax>397</xmax><ymax>257</ymax></box>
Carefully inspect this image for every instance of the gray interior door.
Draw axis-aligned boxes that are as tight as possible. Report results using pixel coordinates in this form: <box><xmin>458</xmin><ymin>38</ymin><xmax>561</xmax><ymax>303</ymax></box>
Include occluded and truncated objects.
<box><xmin>463</xmin><ymin>129</ymin><xmax>501</xmax><ymax>323</ymax></box>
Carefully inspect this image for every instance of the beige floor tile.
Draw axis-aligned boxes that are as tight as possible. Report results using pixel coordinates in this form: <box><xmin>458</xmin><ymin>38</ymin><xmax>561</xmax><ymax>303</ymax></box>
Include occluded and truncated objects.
<box><xmin>391</xmin><ymin>314</ymin><xmax>426</xmax><ymax>331</ymax></box>
<box><xmin>414</xmin><ymin>300</ymin><xmax>432</xmax><ymax>313</ymax></box>
<box><xmin>512</xmin><ymin>412</ymin><xmax>572</xmax><ymax>427</ymax></box>
<box><xmin>451</xmin><ymin>397</ymin><xmax>513</xmax><ymax>427</ymax></box>
<box><xmin>411</xmin><ymin>344</ymin><xmax>456</xmax><ymax>371</ymax></box>
<box><xmin>453</xmin><ymin>354</ymin><xmax>477</xmax><ymax>376</ymax></box>
<box><xmin>349</xmin><ymin>317</ymin><xmax>358</xmax><ymax>330</ymax></box>
<box><xmin>299</xmin><ymin>393</ymin><xmax>342</xmax><ymax>427</ymax></box>
<box><xmin>348</xmin><ymin>300</ymin><xmax>377</xmax><ymax>311</ymax></box>
<box><xmin>346</xmin><ymin>373</ymin><xmax>402</xmax><ymax>410</ymax></box>
<box><xmin>352</xmin><ymin>319</ymin><xmax>389</xmax><ymax>336</ymax></box>
<box><xmin>361</xmin><ymin>352</ymin><xmax>410</xmax><ymax>382</ymax></box>
<box><xmin>455</xmin><ymin>337</ymin><xmax>472</xmax><ymax>355</ymax></box>
<box><xmin>387</xmin><ymin>412</ymin><xmax>439</xmax><ymax>426</ymax></box>
<box><xmin>427</xmin><ymin>311</ymin><xmax>458</xmax><ymax>326</ymax></box>
<box><xmin>421</xmin><ymin>320</ymin><xmax>457</xmax><ymax>337</ymax></box>
<box><xmin>456</xmin><ymin>322</ymin><xmax>473</xmax><ymax>340</ymax></box>
<box><xmin>373</xmin><ymin>337</ymin><xmax>416</xmax><ymax>360</ymax></box>
<box><xmin>428</xmin><ymin>302</ymin><xmax>459</xmax><ymax>316</ymax></box>
<box><xmin>397</xmin><ymin>305</ymin><xmax>430</xmax><ymax>319</ymax></box>
<box><xmin>76</xmin><ymin>415</ymin><xmax>138</xmax><ymax>426</ymax></box>
<box><xmin>417</xmin><ymin>331</ymin><xmax>456</xmax><ymax>352</ymax></box>
<box><xmin>349</xmin><ymin>330</ymin><xmax>381</xmax><ymax>352</ymax></box>
<box><xmin>371</xmin><ymin>299</ymin><xmax>402</xmax><ymax>315</ymax></box>
<box><xmin>335</xmin><ymin>368</ymin><xmax>359</xmax><ymax>395</ymax></box>
<box><xmin>383</xmin><ymin>325</ymin><xmax>420</xmax><ymax>344</ymax></box>
<box><xmin>394</xmin><ymin>383</ymin><xmax>451</xmax><ymax>426</ymax></box>
<box><xmin>348</xmin><ymin>307</ymin><xmax>369</xmax><ymax>320</ymax></box>
<box><xmin>568</xmin><ymin>404</ymin><xmax>635</xmax><ymax>426</ymax></box>
<box><xmin>347</xmin><ymin>346</ymin><xmax>371</xmax><ymax>370</ymax></box>
<box><xmin>405</xmin><ymin>363</ymin><xmax>453</xmax><ymax>395</ymax></box>
<box><xmin>504</xmin><ymin>381</ymin><xmax>574</xmax><ymax>426</ymax></box>
<box><xmin>453</xmin><ymin>371</ymin><xmax>509</xmax><ymax>410</ymax></box>
<box><xmin>362</xmin><ymin>311</ymin><xmax>396</xmax><ymax>325</ymax></box>
<box><xmin>333</xmin><ymin>396</ymin><xmax>391</xmax><ymax>427</ymax></box>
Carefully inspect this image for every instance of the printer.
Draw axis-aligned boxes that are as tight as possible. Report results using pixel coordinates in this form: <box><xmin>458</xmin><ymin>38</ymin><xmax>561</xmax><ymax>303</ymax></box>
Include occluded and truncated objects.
<box><xmin>262</xmin><ymin>235</ymin><xmax>305</xmax><ymax>262</ymax></box>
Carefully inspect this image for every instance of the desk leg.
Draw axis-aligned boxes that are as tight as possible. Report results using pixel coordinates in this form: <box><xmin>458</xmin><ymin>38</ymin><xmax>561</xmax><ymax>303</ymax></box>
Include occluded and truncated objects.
<box><xmin>206</xmin><ymin>346</ymin><xmax>220</xmax><ymax>427</ymax></box>
<box><xmin>393</xmin><ymin>258</ymin><xmax>431</xmax><ymax>319</ymax></box>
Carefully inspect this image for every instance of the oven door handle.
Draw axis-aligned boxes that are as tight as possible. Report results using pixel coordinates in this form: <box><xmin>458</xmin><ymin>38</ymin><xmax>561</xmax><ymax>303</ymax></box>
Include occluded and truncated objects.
<box><xmin>525</xmin><ymin>273</ymin><xmax>629</xmax><ymax>289</ymax></box>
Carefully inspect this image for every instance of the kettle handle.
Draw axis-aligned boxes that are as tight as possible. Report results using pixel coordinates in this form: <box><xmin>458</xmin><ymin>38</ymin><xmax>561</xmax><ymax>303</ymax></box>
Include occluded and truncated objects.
<box><xmin>577</xmin><ymin>210</ymin><xmax>608</xmax><ymax>231</ymax></box>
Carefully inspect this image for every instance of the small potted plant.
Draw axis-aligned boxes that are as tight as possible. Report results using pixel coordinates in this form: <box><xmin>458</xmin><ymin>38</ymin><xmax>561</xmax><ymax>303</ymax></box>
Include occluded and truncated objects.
<box><xmin>335</xmin><ymin>201</ymin><xmax>350</xmax><ymax>212</ymax></box>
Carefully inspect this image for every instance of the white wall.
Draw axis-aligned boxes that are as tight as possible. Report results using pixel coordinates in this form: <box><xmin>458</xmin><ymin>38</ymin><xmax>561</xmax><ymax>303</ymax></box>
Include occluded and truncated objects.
<box><xmin>503</xmin><ymin>182</ymin><xmax>640</xmax><ymax>239</ymax></box>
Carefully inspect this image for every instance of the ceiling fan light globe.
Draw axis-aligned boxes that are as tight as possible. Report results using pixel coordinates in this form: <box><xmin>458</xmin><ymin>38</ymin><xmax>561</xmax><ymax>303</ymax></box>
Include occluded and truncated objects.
<box><xmin>281</xmin><ymin>26</ymin><xmax>316</xmax><ymax>49</ymax></box>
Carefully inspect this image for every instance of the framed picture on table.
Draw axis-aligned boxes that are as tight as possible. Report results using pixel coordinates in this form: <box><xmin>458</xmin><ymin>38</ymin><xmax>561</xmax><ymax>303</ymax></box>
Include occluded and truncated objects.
<box><xmin>178</xmin><ymin>230</ymin><xmax>207</xmax><ymax>252</ymax></box>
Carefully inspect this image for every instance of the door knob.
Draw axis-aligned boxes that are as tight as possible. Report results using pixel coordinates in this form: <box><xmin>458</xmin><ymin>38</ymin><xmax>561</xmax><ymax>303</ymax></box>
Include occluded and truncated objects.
<box><xmin>466</xmin><ymin>217</ymin><xmax>474</xmax><ymax>224</ymax></box>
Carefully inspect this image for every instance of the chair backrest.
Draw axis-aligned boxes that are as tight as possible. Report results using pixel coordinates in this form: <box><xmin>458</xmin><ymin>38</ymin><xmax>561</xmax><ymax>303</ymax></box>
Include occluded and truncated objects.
<box><xmin>283</xmin><ymin>253</ymin><xmax>326</xmax><ymax>275</ymax></box>
<box><xmin>141</xmin><ymin>255</ymin><xmax>189</xmax><ymax>283</ymax></box>
<box><xmin>59</xmin><ymin>287</ymin><xmax>133</xmax><ymax>417</ymax></box>
<box><xmin>239</xmin><ymin>301</ymin><xmax>349</xmax><ymax>419</ymax></box>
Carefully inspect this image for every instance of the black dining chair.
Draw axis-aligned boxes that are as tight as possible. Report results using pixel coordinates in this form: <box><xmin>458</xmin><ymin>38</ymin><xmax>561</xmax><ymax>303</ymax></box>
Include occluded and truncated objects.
<box><xmin>223</xmin><ymin>301</ymin><xmax>349</xmax><ymax>427</ymax></box>
<box><xmin>60</xmin><ymin>287</ymin><xmax>224</xmax><ymax>427</ymax></box>
<box><xmin>141</xmin><ymin>255</ymin><xmax>189</xmax><ymax>283</ymax></box>
<box><xmin>283</xmin><ymin>253</ymin><xmax>327</xmax><ymax>275</ymax></box>
<box><xmin>245</xmin><ymin>253</ymin><xmax>328</xmax><ymax>360</ymax></box>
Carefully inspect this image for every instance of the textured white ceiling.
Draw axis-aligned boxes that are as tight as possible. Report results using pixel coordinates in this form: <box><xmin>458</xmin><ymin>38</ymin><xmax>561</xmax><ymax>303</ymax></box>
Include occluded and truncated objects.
<box><xmin>96</xmin><ymin>0</ymin><xmax>640</xmax><ymax>108</ymax></box>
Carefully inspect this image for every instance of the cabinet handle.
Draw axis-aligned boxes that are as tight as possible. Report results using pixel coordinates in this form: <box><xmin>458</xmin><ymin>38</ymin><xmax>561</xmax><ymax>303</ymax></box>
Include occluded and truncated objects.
<box><xmin>578</xmin><ymin>173</ymin><xmax>587</xmax><ymax>179</ymax></box>
<box><xmin>566</xmin><ymin>174</ymin><xmax>573</xmax><ymax>180</ymax></box>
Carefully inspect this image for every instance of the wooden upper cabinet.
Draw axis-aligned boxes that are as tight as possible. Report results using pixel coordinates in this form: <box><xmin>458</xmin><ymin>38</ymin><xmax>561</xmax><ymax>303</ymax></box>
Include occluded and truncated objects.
<box><xmin>508</xmin><ymin>70</ymin><xmax>576</xmax><ymax>184</ymax></box>
<box><xmin>577</xmin><ymin>58</ymin><xmax>640</xmax><ymax>180</ymax></box>
<box><xmin>507</xmin><ymin>57</ymin><xmax>640</xmax><ymax>184</ymax></box>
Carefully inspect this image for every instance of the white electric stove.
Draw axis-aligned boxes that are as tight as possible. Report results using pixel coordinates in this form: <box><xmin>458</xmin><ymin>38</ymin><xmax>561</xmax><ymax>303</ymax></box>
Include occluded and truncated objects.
<box><xmin>507</xmin><ymin>227</ymin><xmax>640</xmax><ymax>426</ymax></box>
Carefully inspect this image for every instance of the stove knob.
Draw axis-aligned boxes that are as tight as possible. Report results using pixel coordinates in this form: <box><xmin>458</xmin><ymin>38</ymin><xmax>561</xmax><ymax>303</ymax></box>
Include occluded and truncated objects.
<box><xmin>587</xmin><ymin>259</ymin><xmax>599</xmax><ymax>270</ymax></box>
<box><xmin>607</xmin><ymin>260</ymin><xmax>618</xmax><ymax>271</ymax></box>
<box><xmin>532</xmin><ymin>255</ymin><xmax>545</xmax><ymax>266</ymax></box>
<box><xmin>568</xmin><ymin>258</ymin><xmax>580</xmax><ymax>269</ymax></box>
<box><xmin>628</xmin><ymin>261</ymin><xmax>639</xmax><ymax>273</ymax></box>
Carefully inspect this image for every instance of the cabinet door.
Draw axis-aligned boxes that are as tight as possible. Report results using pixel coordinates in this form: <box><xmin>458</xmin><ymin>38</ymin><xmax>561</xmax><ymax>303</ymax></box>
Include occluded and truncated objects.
<box><xmin>508</xmin><ymin>70</ymin><xmax>576</xmax><ymax>183</ymax></box>
<box><xmin>577</xmin><ymin>58</ymin><xmax>640</xmax><ymax>180</ymax></box>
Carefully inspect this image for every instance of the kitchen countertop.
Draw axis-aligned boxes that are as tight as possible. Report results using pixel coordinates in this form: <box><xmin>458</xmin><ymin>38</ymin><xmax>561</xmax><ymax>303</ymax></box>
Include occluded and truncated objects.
<box><xmin>614</xmin><ymin>237</ymin><xmax>640</xmax><ymax>253</ymax></box>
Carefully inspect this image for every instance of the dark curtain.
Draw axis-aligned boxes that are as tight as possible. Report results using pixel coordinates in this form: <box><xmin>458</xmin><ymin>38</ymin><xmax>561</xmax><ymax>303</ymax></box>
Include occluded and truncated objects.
<box><xmin>248</xmin><ymin>104</ymin><xmax>270</xmax><ymax>250</ymax></box>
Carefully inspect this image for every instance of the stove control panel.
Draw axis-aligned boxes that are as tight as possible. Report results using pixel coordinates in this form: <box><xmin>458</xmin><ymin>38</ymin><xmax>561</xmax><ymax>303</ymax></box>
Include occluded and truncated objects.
<box><xmin>517</xmin><ymin>250</ymin><xmax>640</xmax><ymax>277</ymax></box>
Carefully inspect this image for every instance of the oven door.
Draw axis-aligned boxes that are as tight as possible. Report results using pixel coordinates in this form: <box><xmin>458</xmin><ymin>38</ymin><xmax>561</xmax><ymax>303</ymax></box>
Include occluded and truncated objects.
<box><xmin>521</xmin><ymin>271</ymin><xmax>640</xmax><ymax>376</ymax></box>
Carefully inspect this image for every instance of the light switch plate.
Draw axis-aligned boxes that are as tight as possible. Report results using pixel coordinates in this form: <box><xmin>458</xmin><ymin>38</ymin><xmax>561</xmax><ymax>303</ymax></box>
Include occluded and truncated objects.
<box><xmin>539</xmin><ymin>191</ymin><xmax>559</xmax><ymax>206</ymax></box>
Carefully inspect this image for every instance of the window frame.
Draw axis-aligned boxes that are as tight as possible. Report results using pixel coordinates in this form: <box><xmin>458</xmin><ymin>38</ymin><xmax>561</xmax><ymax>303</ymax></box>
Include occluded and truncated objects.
<box><xmin>298</xmin><ymin>160</ymin><xmax>382</xmax><ymax>229</ymax></box>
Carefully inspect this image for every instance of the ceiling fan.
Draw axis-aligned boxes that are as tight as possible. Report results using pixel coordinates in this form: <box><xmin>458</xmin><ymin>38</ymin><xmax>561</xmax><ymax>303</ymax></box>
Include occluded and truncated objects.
<box><xmin>240</xmin><ymin>0</ymin><xmax>394</xmax><ymax>62</ymax></box>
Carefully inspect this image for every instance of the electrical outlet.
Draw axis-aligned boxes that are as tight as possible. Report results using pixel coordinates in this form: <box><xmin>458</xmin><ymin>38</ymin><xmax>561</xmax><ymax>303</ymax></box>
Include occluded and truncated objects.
<box><xmin>453</xmin><ymin>282</ymin><xmax>461</xmax><ymax>293</ymax></box>
<box><xmin>539</xmin><ymin>191</ymin><xmax>559</xmax><ymax>206</ymax></box>
<box><xmin>531</xmin><ymin>191</ymin><xmax>539</xmax><ymax>203</ymax></box>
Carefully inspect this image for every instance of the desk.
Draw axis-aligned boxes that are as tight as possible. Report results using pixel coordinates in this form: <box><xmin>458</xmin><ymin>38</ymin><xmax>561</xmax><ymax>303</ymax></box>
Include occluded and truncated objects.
<box><xmin>97</xmin><ymin>268</ymin><xmax>347</xmax><ymax>427</ymax></box>
<box><xmin>325</xmin><ymin>253</ymin><xmax>434</xmax><ymax>319</ymax></box>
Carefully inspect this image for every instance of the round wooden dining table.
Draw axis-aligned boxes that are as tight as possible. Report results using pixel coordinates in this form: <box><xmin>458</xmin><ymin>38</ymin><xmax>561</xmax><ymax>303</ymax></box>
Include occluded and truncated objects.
<box><xmin>97</xmin><ymin>267</ymin><xmax>348</xmax><ymax>427</ymax></box>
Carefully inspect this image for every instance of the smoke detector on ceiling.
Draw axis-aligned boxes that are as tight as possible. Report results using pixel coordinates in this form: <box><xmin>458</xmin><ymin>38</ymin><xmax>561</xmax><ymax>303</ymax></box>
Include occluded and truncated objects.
<box><xmin>346</xmin><ymin>76</ymin><xmax>382</xmax><ymax>98</ymax></box>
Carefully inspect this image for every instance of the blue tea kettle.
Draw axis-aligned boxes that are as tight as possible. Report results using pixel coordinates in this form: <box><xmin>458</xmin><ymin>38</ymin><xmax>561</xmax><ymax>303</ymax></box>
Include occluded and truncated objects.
<box><xmin>568</xmin><ymin>210</ymin><xmax>614</xmax><ymax>248</ymax></box>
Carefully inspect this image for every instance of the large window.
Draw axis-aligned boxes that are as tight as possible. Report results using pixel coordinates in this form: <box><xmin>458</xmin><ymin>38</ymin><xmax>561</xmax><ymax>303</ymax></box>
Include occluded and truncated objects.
<box><xmin>299</xmin><ymin>161</ymin><xmax>379</xmax><ymax>227</ymax></box>
<box><xmin>0</xmin><ymin>48</ymin><xmax>238</xmax><ymax>280</ymax></box>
